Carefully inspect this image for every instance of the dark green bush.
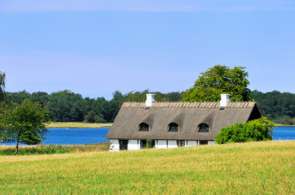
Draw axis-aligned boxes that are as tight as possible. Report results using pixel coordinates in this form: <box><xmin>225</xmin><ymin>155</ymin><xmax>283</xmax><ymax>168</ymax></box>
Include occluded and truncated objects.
<box><xmin>216</xmin><ymin>117</ymin><xmax>274</xmax><ymax>144</ymax></box>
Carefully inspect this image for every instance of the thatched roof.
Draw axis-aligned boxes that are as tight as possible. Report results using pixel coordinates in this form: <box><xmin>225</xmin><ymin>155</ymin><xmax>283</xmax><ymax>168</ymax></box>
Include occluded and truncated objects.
<box><xmin>108</xmin><ymin>102</ymin><xmax>261</xmax><ymax>141</ymax></box>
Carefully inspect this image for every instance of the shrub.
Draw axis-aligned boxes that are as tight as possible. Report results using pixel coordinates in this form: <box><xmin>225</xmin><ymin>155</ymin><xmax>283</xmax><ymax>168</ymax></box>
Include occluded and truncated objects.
<box><xmin>216</xmin><ymin>117</ymin><xmax>274</xmax><ymax>144</ymax></box>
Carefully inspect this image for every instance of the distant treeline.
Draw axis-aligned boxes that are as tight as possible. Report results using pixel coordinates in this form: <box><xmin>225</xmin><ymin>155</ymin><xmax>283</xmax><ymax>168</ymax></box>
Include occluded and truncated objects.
<box><xmin>4</xmin><ymin>90</ymin><xmax>181</xmax><ymax>123</ymax></box>
<box><xmin>4</xmin><ymin>90</ymin><xmax>295</xmax><ymax>124</ymax></box>
<box><xmin>252</xmin><ymin>91</ymin><xmax>295</xmax><ymax>125</ymax></box>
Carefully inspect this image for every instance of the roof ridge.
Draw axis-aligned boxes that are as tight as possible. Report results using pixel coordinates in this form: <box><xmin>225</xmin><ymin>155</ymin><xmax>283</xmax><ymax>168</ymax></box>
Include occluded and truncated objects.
<box><xmin>123</xmin><ymin>101</ymin><xmax>256</xmax><ymax>104</ymax></box>
<box><xmin>122</xmin><ymin>101</ymin><xmax>256</xmax><ymax>108</ymax></box>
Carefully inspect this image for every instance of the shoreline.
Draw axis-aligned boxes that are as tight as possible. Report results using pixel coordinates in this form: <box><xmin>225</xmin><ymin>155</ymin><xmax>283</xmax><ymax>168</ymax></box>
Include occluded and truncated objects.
<box><xmin>275</xmin><ymin>124</ymin><xmax>295</xmax><ymax>127</ymax></box>
<box><xmin>45</xmin><ymin>122</ymin><xmax>112</xmax><ymax>129</ymax></box>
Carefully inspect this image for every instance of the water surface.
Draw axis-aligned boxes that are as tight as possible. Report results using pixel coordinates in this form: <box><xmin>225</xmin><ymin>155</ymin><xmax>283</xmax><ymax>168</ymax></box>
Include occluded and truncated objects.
<box><xmin>42</xmin><ymin>128</ymin><xmax>109</xmax><ymax>145</ymax></box>
<box><xmin>1</xmin><ymin>126</ymin><xmax>294</xmax><ymax>145</ymax></box>
<box><xmin>272</xmin><ymin>126</ymin><xmax>295</xmax><ymax>140</ymax></box>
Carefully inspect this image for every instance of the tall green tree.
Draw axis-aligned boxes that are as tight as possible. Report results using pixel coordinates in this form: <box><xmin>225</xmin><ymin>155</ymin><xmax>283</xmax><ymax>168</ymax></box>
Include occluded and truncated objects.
<box><xmin>1</xmin><ymin>100</ymin><xmax>48</xmax><ymax>153</ymax></box>
<box><xmin>182</xmin><ymin>65</ymin><xmax>252</xmax><ymax>102</ymax></box>
<box><xmin>0</xmin><ymin>71</ymin><xmax>5</xmax><ymax>101</ymax></box>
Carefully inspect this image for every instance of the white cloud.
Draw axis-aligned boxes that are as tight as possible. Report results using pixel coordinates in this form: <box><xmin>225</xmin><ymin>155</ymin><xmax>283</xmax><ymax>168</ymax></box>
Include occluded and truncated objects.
<box><xmin>0</xmin><ymin>0</ymin><xmax>294</xmax><ymax>13</ymax></box>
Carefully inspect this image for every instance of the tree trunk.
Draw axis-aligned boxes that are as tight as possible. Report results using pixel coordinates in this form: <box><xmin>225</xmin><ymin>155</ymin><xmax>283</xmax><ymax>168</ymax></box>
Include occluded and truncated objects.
<box><xmin>16</xmin><ymin>133</ymin><xmax>20</xmax><ymax>154</ymax></box>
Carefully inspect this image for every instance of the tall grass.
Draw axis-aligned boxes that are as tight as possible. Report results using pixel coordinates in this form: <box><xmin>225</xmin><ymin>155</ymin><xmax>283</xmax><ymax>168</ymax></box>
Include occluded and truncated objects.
<box><xmin>0</xmin><ymin>143</ymin><xmax>109</xmax><ymax>155</ymax></box>
<box><xmin>0</xmin><ymin>141</ymin><xmax>294</xmax><ymax>194</ymax></box>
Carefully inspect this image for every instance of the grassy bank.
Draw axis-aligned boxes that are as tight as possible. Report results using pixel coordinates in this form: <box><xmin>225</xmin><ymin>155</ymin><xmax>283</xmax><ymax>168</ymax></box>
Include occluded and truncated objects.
<box><xmin>0</xmin><ymin>141</ymin><xmax>294</xmax><ymax>194</ymax></box>
<box><xmin>46</xmin><ymin>122</ymin><xmax>112</xmax><ymax>128</ymax></box>
<box><xmin>275</xmin><ymin>123</ymin><xmax>295</xmax><ymax>127</ymax></box>
<box><xmin>0</xmin><ymin>143</ymin><xmax>109</xmax><ymax>155</ymax></box>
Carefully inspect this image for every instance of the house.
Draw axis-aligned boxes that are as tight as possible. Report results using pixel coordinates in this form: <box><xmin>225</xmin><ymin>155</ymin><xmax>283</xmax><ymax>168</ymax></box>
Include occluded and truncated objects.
<box><xmin>107</xmin><ymin>94</ymin><xmax>262</xmax><ymax>151</ymax></box>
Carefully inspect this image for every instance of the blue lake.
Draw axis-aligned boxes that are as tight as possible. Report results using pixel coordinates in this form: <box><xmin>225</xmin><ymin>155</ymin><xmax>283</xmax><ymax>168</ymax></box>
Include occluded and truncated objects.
<box><xmin>272</xmin><ymin>126</ymin><xmax>295</xmax><ymax>140</ymax></box>
<box><xmin>1</xmin><ymin>126</ymin><xmax>295</xmax><ymax>145</ymax></box>
<box><xmin>42</xmin><ymin>128</ymin><xmax>109</xmax><ymax>145</ymax></box>
<box><xmin>43</xmin><ymin>126</ymin><xmax>295</xmax><ymax>144</ymax></box>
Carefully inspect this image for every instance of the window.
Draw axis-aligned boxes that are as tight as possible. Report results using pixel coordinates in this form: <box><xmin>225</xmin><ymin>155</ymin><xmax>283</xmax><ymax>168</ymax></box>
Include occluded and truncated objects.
<box><xmin>139</xmin><ymin>123</ymin><xmax>149</xmax><ymax>131</ymax></box>
<box><xmin>168</xmin><ymin>122</ymin><xmax>179</xmax><ymax>132</ymax></box>
<box><xmin>198</xmin><ymin>123</ymin><xmax>209</xmax><ymax>133</ymax></box>
<box><xmin>119</xmin><ymin>140</ymin><xmax>128</xmax><ymax>150</ymax></box>
<box><xmin>140</xmin><ymin>140</ymin><xmax>155</xmax><ymax>149</ymax></box>
<box><xmin>177</xmin><ymin>140</ymin><xmax>185</xmax><ymax>147</ymax></box>
<box><xmin>199</xmin><ymin>140</ymin><xmax>208</xmax><ymax>145</ymax></box>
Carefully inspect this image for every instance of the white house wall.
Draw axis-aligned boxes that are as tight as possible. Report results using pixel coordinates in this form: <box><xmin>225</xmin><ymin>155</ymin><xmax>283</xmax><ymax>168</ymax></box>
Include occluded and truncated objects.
<box><xmin>110</xmin><ymin>139</ymin><xmax>119</xmax><ymax>151</ymax></box>
<box><xmin>155</xmin><ymin>140</ymin><xmax>168</xmax><ymax>149</ymax></box>
<box><xmin>110</xmin><ymin>139</ymin><xmax>215</xmax><ymax>151</ymax></box>
<box><xmin>167</xmin><ymin>140</ymin><xmax>178</xmax><ymax>148</ymax></box>
<box><xmin>128</xmin><ymin>140</ymin><xmax>140</xmax><ymax>150</ymax></box>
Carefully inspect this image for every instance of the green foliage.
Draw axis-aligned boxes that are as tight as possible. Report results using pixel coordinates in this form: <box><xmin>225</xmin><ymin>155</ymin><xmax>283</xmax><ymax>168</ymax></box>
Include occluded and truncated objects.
<box><xmin>48</xmin><ymin>90</ymin><xmax>84</xmax><ymax>122</ymax></box>
<box><xmin>0</xmin><ymin>71</ymin><xmax>5</xmax><ymax>101</ymax></box>
<box><xmin>252</xmin><ymin>90</ymin><xmax>295</xmax><ymax>124</ymax></box>
<box><xmin>182</xmin><ymin>65</ymin><xmax>252</xmax><ymax>102</ymax></box>
<box><xmin>1</xmin><ymin>100</ymin><xmax>48</xmax><ymax>152</ymax></box>
<box><xmin>5</xmin><ymin>89</ymin><xmax>295</xmax><ymax>124</ymax></box>
<box><xmin>84</xmin><ymin>111</ymin><xmax>105</xmax><ymax>123</ymax></box>
<box><xmin>216</xmin><ymin>117</ymin><xmax>274</xmax><ymax>144</ymax></box>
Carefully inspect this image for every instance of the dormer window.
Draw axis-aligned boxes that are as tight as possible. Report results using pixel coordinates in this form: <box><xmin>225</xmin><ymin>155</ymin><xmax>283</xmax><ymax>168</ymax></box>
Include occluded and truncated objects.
<box><xmin>168</xmin><ymin>123</ymin><xmax>179</xmax><ymax>132</ymax></box>
<box><xmin>139</xmin><ymin>123</ymin><xmax>149</xmax><ymax>131</ymax></box>
<box><xmin>198</xmin><ymin>123</ymin><xmax>209</xmax><ymax>133</ymax></box>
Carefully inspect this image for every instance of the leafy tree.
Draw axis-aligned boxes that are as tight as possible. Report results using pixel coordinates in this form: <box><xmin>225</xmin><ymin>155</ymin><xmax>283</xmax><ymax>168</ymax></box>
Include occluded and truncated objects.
<box><xmin>48</xmin><ymin>90</ymin><xmax>84</xmax><ymax>122</ymax></box>
<box><xmin>101</xmin><ymin>91</ymin><xmax>125</xmax><ymax>122</ymax></box>
<box><xmin>1</xmin><ymin>100</ymin><xmax>48</xmax><ymax>153</ymax></box>
<box><xmin>182</xmin><ymin>65</ymin><xmax>252</xmax><ymax>102</ymax></box>
<box><xmin>31</xmin><ymin>92</ymin><xmax>49</xmax><ymax>107</ymax></box>
<box><xmin>5</xmin><ymin>91</ymin><xmax>31</xmax><ymax>105</ymax></box>
<box><xmin>84</xmin><ymin>111</ymin><xmax>105</xmax><ymax>123</ymax></box>
<box><xmin>0</xmin><ymin>71</ymin><xmax>5</xmax><ymax>101</ymax></box>
<box><xmin>216</xmin><ymin>117</ymin><xmax>274</xmax><ymax>144</ymax></box>
<box><xmin>84</xmin><ymin>111</ymin><xmax>97</xmax><ymax>123</ymax></box>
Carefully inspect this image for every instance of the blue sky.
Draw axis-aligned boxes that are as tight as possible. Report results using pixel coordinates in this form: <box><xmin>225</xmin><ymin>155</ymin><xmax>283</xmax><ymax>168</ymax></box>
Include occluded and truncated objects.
<box><xmin>0</xmin><ymin>0</ymin><xmax>295</xmax><ymax>98</ymax></box>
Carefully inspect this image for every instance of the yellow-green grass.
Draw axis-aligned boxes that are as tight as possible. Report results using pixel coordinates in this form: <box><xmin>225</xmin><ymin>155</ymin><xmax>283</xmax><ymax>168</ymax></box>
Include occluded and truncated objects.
<box><xmin>0</xmin><ymin>141</ymin><xmax>294</xmax><ymax>194</ymax></box>
<box><xmin>46</xmin><ymin>122</ymin><xmax>112</xmax><ymax>128</ymax></box>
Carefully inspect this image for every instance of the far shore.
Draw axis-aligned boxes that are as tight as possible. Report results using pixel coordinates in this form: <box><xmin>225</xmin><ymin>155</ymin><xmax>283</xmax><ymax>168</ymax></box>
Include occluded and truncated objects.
<box><xmin>275</xmin><ymin>123</ymin><xmax>295</xmax><ymax>127</ymax></box>
<box><xmin>45</xmin><ymin>122</ymin><xmax>113</xmax><ymax>129</ymax></box>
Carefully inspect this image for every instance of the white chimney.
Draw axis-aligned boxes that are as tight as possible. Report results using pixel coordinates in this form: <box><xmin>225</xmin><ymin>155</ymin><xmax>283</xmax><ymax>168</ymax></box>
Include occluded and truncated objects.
<box><xmin>145</xmin><ymin>94</ymin><xmax>155</xmax><ymax>107</ymax></box>
<box><xmin>220</xmin><ymin>94</ymin><xmax>230</xmax><ymax>108</ymax></box>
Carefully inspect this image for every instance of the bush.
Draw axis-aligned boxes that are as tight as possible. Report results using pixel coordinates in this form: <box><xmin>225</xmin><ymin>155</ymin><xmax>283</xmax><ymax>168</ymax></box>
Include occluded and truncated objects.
<box><xmin>216</xmin><ymin>117</ymin><xmax>274</xmax><ymax>144</ymax></box>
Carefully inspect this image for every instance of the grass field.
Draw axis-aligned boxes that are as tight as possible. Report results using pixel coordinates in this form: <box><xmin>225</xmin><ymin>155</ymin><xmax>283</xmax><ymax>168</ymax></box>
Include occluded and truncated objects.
<box><xmin>0</xmin><ymin>141</ymin><xmax>294</xmax><ymax>194</ymax></box>
<box><xmin>46</xmin><ymin>122</ymin><xmax>112</xmax><ymax>128</ymax></box>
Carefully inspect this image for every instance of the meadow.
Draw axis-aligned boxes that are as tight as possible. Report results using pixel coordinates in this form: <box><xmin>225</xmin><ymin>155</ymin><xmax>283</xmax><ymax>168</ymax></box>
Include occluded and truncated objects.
<box><xmin>0</xmin><ymin>141</ymin><xmax>294</xmax><ymax>194</ymax></box>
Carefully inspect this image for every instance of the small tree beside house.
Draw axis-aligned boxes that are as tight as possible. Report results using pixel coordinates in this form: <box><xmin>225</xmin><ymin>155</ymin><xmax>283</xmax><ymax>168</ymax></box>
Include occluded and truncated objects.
<box><xmin>216</xmin><ymin>117</ymin><xmax>274</xmax><ymax>144</ymax></box>
<box><xmin>1</xmin><ymin>100</ymin><xmax>48</xmax><ymax>153</ymax></box>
